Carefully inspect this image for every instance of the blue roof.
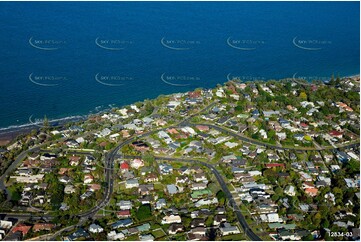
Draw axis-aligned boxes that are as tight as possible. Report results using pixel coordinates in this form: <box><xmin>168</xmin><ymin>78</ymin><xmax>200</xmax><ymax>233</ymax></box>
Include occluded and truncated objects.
<box><xmin>279</xmin><ymin>118</ymin><xmax>289</xmax><ymax>123</ymax></box>
<box><xmin>68</xmin><ymin>228</ymin><xmax>89</xmax><ymax>240</ymax></box>
<box><xmin>252</xmin><ymin>110</ymin><xmax>260</xmax><ymax>115</ymax></box>
<box><xmin>294</xmin><ymin>134</ymin><xmax>304</xmax><ymax>137</ymax></box>
<box><xmin>111</xmin><ymin>218</ymin><xmax>133</xmax><ymax>229</ymax></box>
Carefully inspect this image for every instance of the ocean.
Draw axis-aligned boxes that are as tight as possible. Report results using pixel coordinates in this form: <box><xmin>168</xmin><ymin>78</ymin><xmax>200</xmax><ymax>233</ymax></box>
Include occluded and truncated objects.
<box><xmin>0</xmin><ymin>1</ymin><xmax>359</xmax><ymax>130</ymax></box>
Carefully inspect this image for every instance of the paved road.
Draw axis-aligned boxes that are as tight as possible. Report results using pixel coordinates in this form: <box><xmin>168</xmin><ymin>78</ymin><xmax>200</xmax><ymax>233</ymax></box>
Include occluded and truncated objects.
<box><xmin>178</xmin><ymin>101</ymin><xmax>218</xmax><ymax>126</ymax></box>
<box><xmin>189</xmin><ymin>122</ymin><xmax>360</xmax><ymax>151</ymax></box>
<box><xmin>0</xmin><ymin>146</ymin><xmax>41</xmax><ymax>199</ymax></box>
<box><xmin>1</xmin><ymin>100</ymin><xmax>358</xmax><ymax>240</ymax></box>
<box><xmin>0</xmin><ymin>129</ymin><xmax>99</xmax><ymax>200</ymax></box>
<box><xmin>121</xmin><ymin>154</ymin><xmax>262</xmax><ymax>241</ymax></box>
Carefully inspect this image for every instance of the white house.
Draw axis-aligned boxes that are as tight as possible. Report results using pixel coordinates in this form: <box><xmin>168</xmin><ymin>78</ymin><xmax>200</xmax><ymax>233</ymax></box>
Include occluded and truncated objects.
<box><xmin>284</xmin><ymin>185</ymin><xmax>296</xmax><ymax>196</ymax></box>
<box><xmin>117</xmin><ymin>200</ymin><xmax>132</xmax><ymax>210</ymax></box>
<box><xmin>161</xmin><ymin>215</ymin><xmax>182</xmax><ymax>224</ymax></box>
<box><xmin>267</xmin><ymin>213</ymin><xmax>280</xmax><ymax>223</ymax></box>
<box><xmin>107</xmin><ymin>231</ymin><xmax>125</xmax><ymax>240</ymax></box>
<box><xmin>84</xmin><ymin>175</ymin><xmax>94</xmax><ymax>184</ymax></box>
<box><xmin>195</xmin><ymin>198</ymin><xmax>218</xmax><ymax>207</ymax></box>
<box><xmin>181</xmin><ymin>127</ymin><xmax>196</xmax><ymax>135</ymax></box>
<box><xmin>248</xmin><ymin>170</ymin><xmax>262</xmax><ymax>176</ymax></box>
<box><xmin>125</xmin><ymin>179</ymin><xmax>139</xmax><ymax>189</ymax></box>
<box><xmin>89</xmin><ymin>224</ymin><xmax>104</xmax><ymax>233</ymax></box>
<box><xmin>276</xmin><ymin>132</ymin><xmax>287</xmax><ymax>140</ymax></box>
<box><xmin>220</xmin><ymin>223</ymin><xmax>240</xmax><ymax>236</ymax></box>
<box><xmin>224</xmin><ymin>142</ymin><xmax>238</xmax><ymax>149</ymax></box>
<box><xmin>130</xmin><ymin>159</ymin><xmax>144</xmax><ymax>169</ymax></box>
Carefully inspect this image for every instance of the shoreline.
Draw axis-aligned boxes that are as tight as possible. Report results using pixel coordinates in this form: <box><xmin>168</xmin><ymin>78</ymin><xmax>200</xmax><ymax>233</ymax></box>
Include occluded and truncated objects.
<box><xmin>0</xmin><ymin>74</ymin><xmax>359</xmax><ymax>146</ymax></box>
<box><xmin>0</xmin><ymin>116</ymin><xmax>88</xmax><ymax>146</ymax></box>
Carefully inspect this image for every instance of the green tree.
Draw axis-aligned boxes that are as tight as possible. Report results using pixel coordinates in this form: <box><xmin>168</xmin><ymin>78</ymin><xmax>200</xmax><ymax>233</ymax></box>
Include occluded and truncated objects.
<box><xmin>136</xmin><ymin>204</ymin><xmax>152</xmax><ymax>221</ymax></box>
<box><xmin>303</xmin><ymin>234</ymin><xmax>314</xmax><ymax>241</ymax></box>
<box><xmin>43</xmin><ymin>115</ymin><xmax>49</xmax><ymax>127</ymax></box>
<box><xmin>299</xmin><ymin>92</ymin><xmax>308</xmax><ymax>100</ymax></box>
<box><xmin>216</xmin><ymin>190</ymin><xmax>226</xmax><ymax>205</ymax></box>
<box><xmin>346</xmin><ymin>159</ymin><xmax>360</xmax><ymax>174</ymax></box>
<box><xmin>0</xmin><ymin>190</ymin><xmax>6</xmax><ymax>203</ymax></box>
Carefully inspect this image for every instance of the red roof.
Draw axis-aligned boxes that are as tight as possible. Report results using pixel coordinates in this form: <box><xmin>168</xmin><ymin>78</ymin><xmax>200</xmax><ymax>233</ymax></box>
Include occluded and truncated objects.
<box><xmin>266</xmin><ymin>163</ymin><xmax>285</xmax><ymax>168</ymax></box>
<box><xmin>329</xmin><ymin>130</ymin><xmax>343</xmax><ymax>136</ymax></box>
<box><xmin>69</xmin><ymin>156</ymin><xmax>81</xmax><ymax>162</ymax></box>
<box><xmin>120</xmin><ymin>162</ymin><xmax>129</xmax><ymax>170</ymax></box>
<box><xmin>99</xmin><ymin>141</ymin><xmax>108</xmax><ymax>147</ymax></box>
<box><xmin>117</xmin><ymin>210</ymin><xmax>131</xmax><ymax>216</ymax></box>
<box><xmin>167</xmin><ymin>128</ymin><xmax>179</xmax><ymax>134</ymax></box>
<box><xmin>196</xmin><ymin>125</ymin><xmax>210</xmax><ymax>131</ymax></box>
<box><xmin>33</xmin><ymin>223</ymin><xmax>55</xmax><ymax>232</ymax></box>
<box><xmin>188</xmin><ymin>91</ymin><xmax>201</xmax><ymax>98</ymax></box>
<box><xmin>305</xmin><ymin>188</ymin><xmax>318</xmax><ymax>195</ymax></box>
<box><xmin>89</xmin><ymin>184</ymin><xmax>101</xmax><ymax>190</ymax></box>
<box><xmin>12</xmin><ymin>224</ymin><xmax>32</xmax><ymax>236</ymax></box>
<box><xmin>300</xmin><ymin>123</ymin><xmax>308</xmax><ymax>128</ymax></box>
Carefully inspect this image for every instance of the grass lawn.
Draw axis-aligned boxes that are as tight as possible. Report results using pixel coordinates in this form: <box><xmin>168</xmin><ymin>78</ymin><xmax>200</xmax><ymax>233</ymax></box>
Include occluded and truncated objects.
<box><xmin>169</xmin><ymin>233</ymin><xmax>186</xmax><ymax>241</ymax></box>
<box><xmin>160</xmin><ymin>174</ymin><xmax>176</xmax><ymax>184</ymax></box>
<box><xmin>226</xmin><ymin>183</ymin><xmax>235</xmax><ymax>192</ymax></box>
<box><xmin>154</xmin><ymin>182</ymin><xmax>164</xmax><ymax>190</ymax></box>
<box><xmin>208</xmin><ymin>181</ymin><xmax>221</xmax><ymax>194</ymax></box>
<box><xmin>221</xmin><ymin>233</ymin><xmax>247</xmax><ymax>241</ymax></box>
<box><xmin>124</xmin><ymin>234</ymin><xmax>139</xmax><ymax>241</ymax></box>
<box><xmin>171</xmin><ymin>162</ymin><xmax>185</xmax><ymax>169</ymax></box>
<box><xmin>152</xmin><ymin>228</ymin><xmax>166</xmax><ymax>239</ymax></box>
<box><xmin>96</xmin><ymin>209</ymin><xmax>112</xmax><ymax>217</ymax></box>
<box><xmin>157</xmin><ymin>235</ymin><xmax>170</xmax><ymax>241</ymax></box>
<box><xmin>114</xmin><ymin>180</ymin><xmax>126</xmax><ymax>191</ymax></box>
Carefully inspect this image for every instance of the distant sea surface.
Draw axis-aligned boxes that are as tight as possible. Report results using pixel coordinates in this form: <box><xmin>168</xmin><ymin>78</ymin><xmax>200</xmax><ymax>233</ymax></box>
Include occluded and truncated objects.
<box><xmin>0</xmin><ymin>2</ymin><xmax>359</xmax><ymax>130</ymax></box>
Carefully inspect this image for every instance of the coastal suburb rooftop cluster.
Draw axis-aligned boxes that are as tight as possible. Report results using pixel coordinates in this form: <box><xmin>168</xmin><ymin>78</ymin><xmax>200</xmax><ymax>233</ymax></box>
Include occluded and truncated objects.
<box><xmin>0</xmin><ymin>76</ymin><xmax>359</xmax><ymax>241</ymax></box>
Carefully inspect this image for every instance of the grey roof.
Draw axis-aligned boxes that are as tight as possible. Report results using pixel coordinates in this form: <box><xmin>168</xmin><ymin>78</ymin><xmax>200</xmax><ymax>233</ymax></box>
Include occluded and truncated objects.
<box><xmin>167</xmin><ymin>184</ymin><xmax>178</xmax><ymax>194</ymax></box>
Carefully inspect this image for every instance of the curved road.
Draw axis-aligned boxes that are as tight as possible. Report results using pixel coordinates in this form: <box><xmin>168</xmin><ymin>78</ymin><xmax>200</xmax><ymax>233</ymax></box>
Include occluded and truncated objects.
<box><xmin>120</xmin><ymin>154</ymin><xmax>262</xmax><ymax>241</ymax></box>
<box><xmin>188</xmin><ymin>122</ymin><xmax>360</xmax><ymax>151</ymax></box>
<box><xmin>1</xmin><ymin>100</ymin><xmax>358</xmax><ymax>240</ymax></box>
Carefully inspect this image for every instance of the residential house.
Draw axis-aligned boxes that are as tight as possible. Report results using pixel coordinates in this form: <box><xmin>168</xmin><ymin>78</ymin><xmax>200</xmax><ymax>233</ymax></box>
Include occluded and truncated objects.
<box><xmin>111</xmin><ymin>219</ymin><xmax>133</xmax><ymax>229</ymax></box>
<box><xmin>155</xmin><ymin>198</ymin><xmax>167</xmax><ymax>210</ymax></box>
<box><xmin>284</xmin><ymin>185</ymin><xmax>296</xmax><ymax>196</ymax></box>
<box><xmin>167</xmin><ymin>184</ymin><xmax>178</xmax><ymax>195</ymax></box>
<box><xmin>144</xmin><ymin>173</ymin><xmax>158</xmax><ymax>183</ymax></box>
<box><xmin>89</xmin><ymin>224</ymin><xmax>104</xmax><ymax>233</ymax></box>
<box><xmin>214</xmin><ymin>214</ymin><xmax>227</xmax><ymax>226</ymax></box>
<box><xmin>168</xmin><ymin>224</ymin><xmax>184</xmax><ymax>235</ymax></box>
<box><xmin>191</xmin><ymin>183</ymin><xmax>207</xmax><ymax>191</ymax></box>
<box><xmin>117</xmin><ymin>210</ymin><xmax>131</xmax><ymax>219</ymax></box>
<box><xmin>161</xmin><ymin>215</ymin><xmax>182</xmax><ymax>224</ymax></box>
<box><xmin>219</xmin><ymin>223</ymin><xmax>240</xmax><ymax>236</ymax></box>
<box><xmin>117</xmin><ymin>200</ymin><xmax>132</xmax><ymax>210</ymax></box>
<box><xmin>32</xmin><ymin>223</ymin><xmax>55</xmax><ymax>232</ymax></box>
<box><xmin>107</xmin><ymin>231</ymin><xmax>125</xmax><ymax>240</ymax></box>
<box><xmin>84</xmin><ymin>174</ymin><xmax>94</xmax><ymax>184</ymax></box>
<box><xmin>130</xmin><ymin>159</ymin><xmax>144</xmax><ymax>169</ymax></box>
<box><xmin>125</xmin><ymin>179</ymin><xmax>139</xmax><ymax>189</ymax></box>
<box><xmin>191</xmin><ymin>218</ymin><xmax>205</xmax><ymax>228</ymax></box>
